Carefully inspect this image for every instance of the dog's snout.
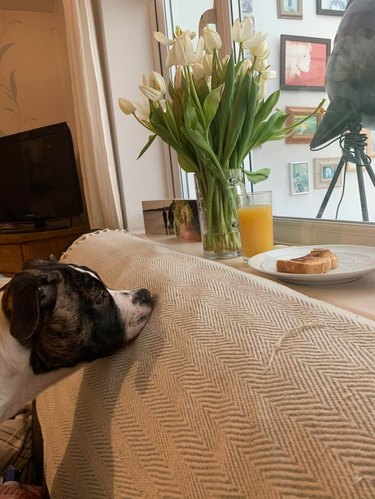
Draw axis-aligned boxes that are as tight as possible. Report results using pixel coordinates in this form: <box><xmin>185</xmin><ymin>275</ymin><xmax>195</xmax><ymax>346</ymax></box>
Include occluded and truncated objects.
<box><xmin>133</xmin><ymin>288</ymin><xmax>152</xmax><ymax>305</ymax></box>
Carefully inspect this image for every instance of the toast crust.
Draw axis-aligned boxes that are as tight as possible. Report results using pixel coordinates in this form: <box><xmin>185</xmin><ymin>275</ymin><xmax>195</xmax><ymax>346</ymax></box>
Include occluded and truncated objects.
<box><xmin>276</xmin><ymin>248</ymin><xmax>339</xmax><ymax>274</ymax></box>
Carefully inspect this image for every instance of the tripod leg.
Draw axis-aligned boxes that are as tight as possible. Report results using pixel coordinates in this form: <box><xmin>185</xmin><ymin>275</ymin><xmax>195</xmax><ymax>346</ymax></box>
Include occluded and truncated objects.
<box><xmin>360</xmin><ymin>151</ymin><xmax>375</xmax><ymax>188</ymax></box>
<box><xmin>355</xmin><ymin>149</ymin><xmax>369</xmax><ymax>221</ymax></box>
<box><xmin>316</xmin><ymin>157</ymin><xmax>346</xmax><ymax>218</ymax></box>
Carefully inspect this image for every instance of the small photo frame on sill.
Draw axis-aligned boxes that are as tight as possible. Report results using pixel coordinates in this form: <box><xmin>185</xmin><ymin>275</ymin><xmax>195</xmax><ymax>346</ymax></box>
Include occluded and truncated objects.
<box><xmin>316</xmin><ymin>0</ymin><xmax>348</xmax><ymax>16</ymax></box>
<box><xmin>290</xmin><ymin>161</ymin><xmax>309</xmax><ymax>195</ymax></box>
<box><xmin>277</xmin><ymin>0</ymin><xmax>303</xmax><ymax>19</ymax></box>
<box><xmin>313</xmin><ymin>158</ymin><xmax>342</xmax><ymax>188</ymax></box>
<box><xmin>285</xmin><ymin>106</ymin><xmax>322</xmax><ymax>143</ymax></box>
<box><xmin>280</xmin><ymin>34</ymin><xmax>331</xmax><ymax>91</ymax></box>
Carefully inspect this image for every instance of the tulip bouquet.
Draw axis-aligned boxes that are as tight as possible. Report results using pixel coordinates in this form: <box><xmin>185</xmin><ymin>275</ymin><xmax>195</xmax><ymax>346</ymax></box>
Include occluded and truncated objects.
<box><xmin>120</xmin><ymin>18</ymin><xmax>323</xmax><ymax>258</ymax></box>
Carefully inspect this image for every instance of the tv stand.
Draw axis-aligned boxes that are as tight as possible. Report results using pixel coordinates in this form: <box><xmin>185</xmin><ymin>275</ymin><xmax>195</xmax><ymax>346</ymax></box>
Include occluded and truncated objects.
<box><xmin>0</xmin><ymin>226</ymin><xmax>89</xmax><ymax>275</ymax></box>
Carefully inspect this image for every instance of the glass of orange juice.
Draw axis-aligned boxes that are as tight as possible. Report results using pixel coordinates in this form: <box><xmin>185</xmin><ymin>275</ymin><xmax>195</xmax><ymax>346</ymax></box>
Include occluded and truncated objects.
<box><xmin>237</xmin><ymin>191</ymin><xmax>274</xmax><ymax>263</ymax></box>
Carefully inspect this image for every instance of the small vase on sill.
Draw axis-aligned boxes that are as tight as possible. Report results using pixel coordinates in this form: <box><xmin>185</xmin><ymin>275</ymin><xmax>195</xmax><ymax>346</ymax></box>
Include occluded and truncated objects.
<box><xmin>195</xmin><ymin>168</ymin><xmax>245</xmax><ymax>260</ymax></box>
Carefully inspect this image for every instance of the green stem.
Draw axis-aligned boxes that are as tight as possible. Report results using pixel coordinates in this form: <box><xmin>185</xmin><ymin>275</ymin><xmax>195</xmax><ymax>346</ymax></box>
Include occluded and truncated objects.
<box><xmin>196</xmin><ymin>171</ymin><xmax>241</xmax><ymax>256</ymax></box>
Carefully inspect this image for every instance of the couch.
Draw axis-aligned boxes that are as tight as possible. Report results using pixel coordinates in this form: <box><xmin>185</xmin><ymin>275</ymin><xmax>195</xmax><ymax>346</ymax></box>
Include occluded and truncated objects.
<box><xmin>36</xmin><ymin>229</ymin><xmax>375</xmax><ymax>498</ymax></box>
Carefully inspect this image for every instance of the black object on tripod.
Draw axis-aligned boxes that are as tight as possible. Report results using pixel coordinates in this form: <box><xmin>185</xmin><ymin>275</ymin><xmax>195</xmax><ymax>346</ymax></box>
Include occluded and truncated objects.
<box><xmin>316</xmin><ymin>123</ymin><xmax>375</xmax><ymax>221</ymax></box>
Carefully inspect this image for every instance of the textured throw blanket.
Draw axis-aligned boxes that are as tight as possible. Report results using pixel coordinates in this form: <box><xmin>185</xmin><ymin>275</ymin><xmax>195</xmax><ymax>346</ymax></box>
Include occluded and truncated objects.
<box><xmin>37</xmin><ymin>230</ymin><xmax>375</xmax><ymax>498</ymax></box>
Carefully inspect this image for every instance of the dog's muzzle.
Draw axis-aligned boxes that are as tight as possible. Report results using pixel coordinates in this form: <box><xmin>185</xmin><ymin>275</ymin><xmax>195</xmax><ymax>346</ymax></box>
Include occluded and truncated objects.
<box><xmin>110</xmin><ymin>287</ymin><xmax>154</xmax><ymax>341</ymax></box>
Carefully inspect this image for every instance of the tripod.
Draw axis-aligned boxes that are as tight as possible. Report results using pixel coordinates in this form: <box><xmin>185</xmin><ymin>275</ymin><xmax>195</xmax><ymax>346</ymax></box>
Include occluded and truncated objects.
<box><xmin>316</xmin><ymin>123</ymin><xmax>375</xmax><ymax>221</ymax></box>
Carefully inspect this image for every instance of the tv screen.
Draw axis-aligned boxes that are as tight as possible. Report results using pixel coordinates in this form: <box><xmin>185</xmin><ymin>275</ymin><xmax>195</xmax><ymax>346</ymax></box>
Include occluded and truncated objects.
<box><xmin>0</xmin><ymin>122</ymin><xmax>84</xmax><ymax>226</ymax></box>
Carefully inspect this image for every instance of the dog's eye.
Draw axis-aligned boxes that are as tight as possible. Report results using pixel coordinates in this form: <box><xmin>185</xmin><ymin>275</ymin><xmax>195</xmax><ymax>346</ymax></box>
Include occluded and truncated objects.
<box><xmin>95</xmin><ymin>290</ymin><xmax>108</xmax><ymax>305</ymax></box>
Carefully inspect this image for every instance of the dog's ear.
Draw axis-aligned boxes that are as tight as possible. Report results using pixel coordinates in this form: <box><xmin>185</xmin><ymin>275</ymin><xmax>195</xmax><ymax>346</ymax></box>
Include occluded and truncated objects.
<box><xmin>22</xmin><ymin>255</ymin><xmax>57</xmax><ymax>270</ymax></box>
<box><xmin>4</xmin><ymin>272</ymin><xmax>58</xmax><ymax>343</ymax></box>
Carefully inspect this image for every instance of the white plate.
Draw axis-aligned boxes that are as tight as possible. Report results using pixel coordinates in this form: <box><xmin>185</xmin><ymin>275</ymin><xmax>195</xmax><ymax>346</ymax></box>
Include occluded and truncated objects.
<box><xmin>247</xmin><ymin>245</ymin><xmax>375</xmax><ymax>285</ymax></box>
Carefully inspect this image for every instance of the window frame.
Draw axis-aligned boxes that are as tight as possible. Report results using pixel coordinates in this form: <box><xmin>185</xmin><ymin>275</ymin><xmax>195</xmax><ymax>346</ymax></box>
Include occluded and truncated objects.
<box><xmin>150</xmin><ymin>0</ymin><xmax>375</xmax><ymax>247</ymax></box>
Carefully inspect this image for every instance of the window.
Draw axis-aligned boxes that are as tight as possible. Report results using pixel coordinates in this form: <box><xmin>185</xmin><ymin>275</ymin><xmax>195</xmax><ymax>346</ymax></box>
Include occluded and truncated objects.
<box><xmin>151</xmin><ymin>0</ymin><xmax>375</xmax><ymax>246</ymax></box>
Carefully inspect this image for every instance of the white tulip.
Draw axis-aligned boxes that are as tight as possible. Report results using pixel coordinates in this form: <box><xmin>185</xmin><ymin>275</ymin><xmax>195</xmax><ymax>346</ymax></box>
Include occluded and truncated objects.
<box><xmin>203</xmin><ymin>26</ymin><xmax>222</xmax><ymax>52</ymax></box>
<box><xmin>118</xmin><ymin>97</ymin><xmax>136</xmax><ymax>115</ymax></box>
<box><xmin>135</xmin><ymin>97</ymin><xmax>151</xmax><ymax>121</ymax></box>
<box><xmin>202</xmin><ymin>53</ymin><xmax>213</xmax><ymax>78</ymax></box>
<box><xmin>262</xmin><ymin>69</ymin><xmax>277</xmax><ymax>80</ymax></box>
<box><xmin>154</xmin><ymin>31</ymin><xmax>174</xmax><ymax>46</ymax></box>
<box><xmin>232</xmin><ymin>17</ymin><xmax>254</xmax><ymax>44</ymax></box>
<box><xmin>139</xmin><ymin>85</ymin><xmax>163</xmax><ymax>102</ymax></box>
<box><xmin>192</xmin><ymin>62</ymin><xmax>205</xmax><ymax>81</ymax></box>
<box><xmin>139</xmin><ymin>71</ymin><xmax>166</xmax><ymax>102</ymax></box>
<box><xmin>243</xmin><ymin>31</ymin><xmax>268</xmax><ymax>50</ymax></box>
<box><xmin>174</xmin><ymin>66</ymin><xmax>183</xmax><ymax>89</ymax></box>
<box><xmin>251</xmin><ymin>40</ymin><xmax>270</xmax><ymax>60</ymax></box>
<box><xmin>168</xmin><ymin>31</ymin><xmax>204</xmax><ymax>67</ymax></box>
<box><xmin>150</xmin><ymin>71</ymin><xmax>166</xmax><ymax>94</ymax></box>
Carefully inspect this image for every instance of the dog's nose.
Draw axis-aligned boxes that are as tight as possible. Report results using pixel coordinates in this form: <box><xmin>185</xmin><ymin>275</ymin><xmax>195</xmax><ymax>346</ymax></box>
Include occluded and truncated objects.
<box><xmin>132</xmin><ymin>288</ymin><xmax>152</xmax><ymax>305</ymax></box>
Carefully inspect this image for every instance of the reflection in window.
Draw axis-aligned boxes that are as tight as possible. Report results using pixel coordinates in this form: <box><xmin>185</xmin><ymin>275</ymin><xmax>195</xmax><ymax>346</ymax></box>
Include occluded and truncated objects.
<box><xmin>158</xmin><ymin>0</ymin><xmax>375</xmax><ymax>223</ymax></box>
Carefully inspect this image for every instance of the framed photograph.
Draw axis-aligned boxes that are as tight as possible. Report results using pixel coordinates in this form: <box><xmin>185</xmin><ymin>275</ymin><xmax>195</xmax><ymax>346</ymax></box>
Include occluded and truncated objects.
<box><xmin>277</xmin><ymin>0</ymin><xmax>303</xmax><ymax>19</ymax></box>
<box><xmin>365</xmin><ymin>129</ymin><xmax>375</xmax><ymax>157</ymax></box>
<box><xmin>241</xmin><ymin>0</ymin><xmax>253</xmax><ymax>14</ymax></box>
<box><xmin>285</xmin><ymin>106</ymin><xmax>322</xmax><ymax>144</ymax></box>
<box><xmin>317</xmin><ymin>0</ymin><xmax>348</xmax><ymax>16</ymax></box>
<box><xmin>280</xmin><ymin>34</ymin><xmax>331</xmax><ymax>91</ymax></box>
<box><xmin>313</xmin><ymin>158</ymin><xmax>342</xmax><ymax>188</ymax></box>
<box><xmin>341</xmin><ymin>128</ymin><xmax>373</xmax><ymax>170</ymax></box>
<box><xmin>290</xmin><ymin>161</ymin><xmax>309</xmax><ymax>195</ymax></box>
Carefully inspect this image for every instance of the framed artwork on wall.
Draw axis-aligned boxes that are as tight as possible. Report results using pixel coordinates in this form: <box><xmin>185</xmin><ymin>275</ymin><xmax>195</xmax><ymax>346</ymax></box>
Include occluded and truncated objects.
<box><xmin>277</xmin><ymin>0</ymin><xmax>303</xmax><ymax>19</ymax></box>
<box><xmin>280</xmin><ymin>34</ymin><xmax>331</xmax><ymax>91</ymax></box>
<box><xmin>290</xmin><ymin>161</ymin><xmax>309</xmax><ymax>195</ymax></box>
<box><xmin>313</xmin><ymin>158</ymin><xmax>342</xmax><ymax>188</ymax></box>
<box><xmin>241</xmin><ymin>0</ymin><xmax>253</xmax><ymax>14</ymax></box>
<box><xmin>365</xmin><ymin>129</ymin><xmax>375</xmax><ymax>157</ymax></box>
<box><xmin>316</xmin><ymin>0</ymin><xmax>348</xmax><ymax>16</ymax></box>
<box><xmin>285</xmin><ymin>106</ymin><xmax>322</xmax><ymax>144</ymax></box>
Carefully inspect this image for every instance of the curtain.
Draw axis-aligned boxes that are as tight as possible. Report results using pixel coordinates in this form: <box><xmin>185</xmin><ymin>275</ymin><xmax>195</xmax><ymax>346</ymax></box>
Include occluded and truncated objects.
<box><xmin>62</xmin><ymin>0</ymin><xmax>124</xmax><ymax>229</ymax></box>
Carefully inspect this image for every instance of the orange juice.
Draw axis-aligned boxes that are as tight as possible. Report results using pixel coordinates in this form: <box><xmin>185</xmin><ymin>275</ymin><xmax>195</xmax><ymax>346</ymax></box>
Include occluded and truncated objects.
<box><xmin>237</xmin><ymin>204</ymin><xmax>273</xmax><ymax>259</ymax></box>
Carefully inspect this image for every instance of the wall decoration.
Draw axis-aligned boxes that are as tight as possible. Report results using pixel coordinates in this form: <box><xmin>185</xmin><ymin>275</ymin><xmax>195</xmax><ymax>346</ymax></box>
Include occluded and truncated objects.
<box><xmin>314</xmin><ymin>158</ymin><xmax>343</xmax><ymax>188</ymax></box>
<box><xmin>285</xmin><ymin>106</ymin><xmax>322</xmax><ymax>143</ymax></box>
<box><xmin>290</xmin><ymin>161</ymin><xmax>309</xmax><ymax>195</ymax></box>
<box><xmin>364</xmin><ymin>129</ymin><xmax>375</xmax><ymax>157</ymax></box>
<box><xmin>0</xmin><ymin>11</ymin><xmax>37</xmax><ymax>136</ymax></box>
<box><xmin>317</xmin><ymin>0</ymin><xmax>348</xmax><ymax>16</ymax></box>
<box><xmin>277</xmin><ymin>0</ymin><xmax>303</xmax><ymax>19</ymax></box>
<box><xmin>280</xmin><ymin>34</ymin><xmax>331</xmax><ymax>91</ymax></box>
<box><xmin>241</xmin><ymin>0</ymin><xmax>253</xmax><ymax>14</ymax></box>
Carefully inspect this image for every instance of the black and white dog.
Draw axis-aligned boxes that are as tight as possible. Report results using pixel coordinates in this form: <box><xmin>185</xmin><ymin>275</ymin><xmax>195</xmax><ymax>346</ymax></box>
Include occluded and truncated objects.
<box><xmin>0</xmin><ymin>258</ymin><xmax>154</xmax><ymax>423</ymax></box>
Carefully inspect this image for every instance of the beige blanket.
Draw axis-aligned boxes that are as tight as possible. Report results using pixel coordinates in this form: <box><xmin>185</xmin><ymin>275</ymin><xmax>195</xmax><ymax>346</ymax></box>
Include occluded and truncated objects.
<box><xmin>37</xmin><ymin>230</ymin><xmax>375</xmax><ymax>498</ymax></box>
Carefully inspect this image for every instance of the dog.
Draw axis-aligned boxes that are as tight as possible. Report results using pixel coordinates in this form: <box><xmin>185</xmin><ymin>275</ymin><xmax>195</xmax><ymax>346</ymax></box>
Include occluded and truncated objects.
<box><xmin>0</xmin><ymin>258</ymin><xmax>154</xmax><ymax>423</ymax></box>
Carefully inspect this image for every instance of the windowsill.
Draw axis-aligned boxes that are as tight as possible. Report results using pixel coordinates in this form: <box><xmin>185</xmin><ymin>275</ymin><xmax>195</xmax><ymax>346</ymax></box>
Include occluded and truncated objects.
<box><xmin>274</xmin><ymin>216</ymin><xmax>375</xmax><ymax>246</ymax></box>
<box><xmin>132</xmin><ymin>230</ymin><xmax>375</xmax><ymax>322</ymax></box>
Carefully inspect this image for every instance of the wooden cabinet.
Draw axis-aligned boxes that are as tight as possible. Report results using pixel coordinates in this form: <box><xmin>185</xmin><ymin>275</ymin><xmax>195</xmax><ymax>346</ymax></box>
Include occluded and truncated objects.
<box><xmin>0</xmin><ymin>226</ymin><xmax>89</xmax><ymax>275</ymax></box>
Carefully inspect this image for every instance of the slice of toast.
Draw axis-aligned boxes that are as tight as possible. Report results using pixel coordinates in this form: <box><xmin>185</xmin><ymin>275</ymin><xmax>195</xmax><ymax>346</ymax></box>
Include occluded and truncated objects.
<box><xmin>276</xmin><ymin>248</ymin><xmax>339</xmax><ymax>274</ymax></box>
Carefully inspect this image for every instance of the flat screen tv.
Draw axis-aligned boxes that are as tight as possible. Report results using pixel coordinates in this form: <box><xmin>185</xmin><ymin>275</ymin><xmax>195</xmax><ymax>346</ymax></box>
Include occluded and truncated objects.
<box><xmin>0</xmin><ymin>122</ymin><xmax>84</xmax><ymax>229</ymax></box>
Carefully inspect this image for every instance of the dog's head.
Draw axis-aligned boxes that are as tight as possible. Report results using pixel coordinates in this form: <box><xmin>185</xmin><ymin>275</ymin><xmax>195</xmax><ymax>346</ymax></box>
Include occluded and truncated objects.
<box><xmin>1</xmin><ymin>259</ymin><xmax>154</xmax><ymax>374</ymax></box>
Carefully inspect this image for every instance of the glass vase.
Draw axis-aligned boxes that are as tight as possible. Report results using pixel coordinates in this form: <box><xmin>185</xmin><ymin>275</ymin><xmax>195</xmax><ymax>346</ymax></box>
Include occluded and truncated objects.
<box><xmin>195</xmin><ymin>169</ymin><xmax>244</xmax><ymax>260</ymax></box>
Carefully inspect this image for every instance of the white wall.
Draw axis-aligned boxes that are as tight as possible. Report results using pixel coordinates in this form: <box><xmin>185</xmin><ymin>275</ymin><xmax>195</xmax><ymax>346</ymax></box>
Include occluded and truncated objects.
<box><xmin>0</xmin><ymin>7</ymin><xmax>69</xmax><ymax>134</ymax></box>
<box><xmin>95</xmin><ymin>0</ymin><xmax>170</xmax><ymax>230</ymax></box>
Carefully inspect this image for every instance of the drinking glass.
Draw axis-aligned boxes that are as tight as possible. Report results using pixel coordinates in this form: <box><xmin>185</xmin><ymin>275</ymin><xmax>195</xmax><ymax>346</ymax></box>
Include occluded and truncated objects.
<box><xmin>237</xmin><ymin>191</ymin><xmax>274</xmax><ymax>263</ymax></box>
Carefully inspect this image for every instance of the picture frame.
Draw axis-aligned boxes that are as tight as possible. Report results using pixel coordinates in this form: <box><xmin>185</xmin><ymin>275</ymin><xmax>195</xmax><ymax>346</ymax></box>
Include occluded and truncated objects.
<box><xmin>313</xmin><ymin>158</ymin><xmax>342</xmax><ymax>188</ymax></box>
<box><xmin>345</xmin><ymin>128</ymin><xmax>372</xmax><ymax>170</ymax></box>
<box><xmin>241</xmin><ymin>0</ymin><xmax>253</xmax><ymax>14</ymax></box>
<box><xmin>277</xmin><ymin>0</ymin><xmax>303</xmax><ymax>19</ymax></box>
<box><xmin>316</xmin><ymin>0</ymin><xmax>348</xmax><ymax>16</ymax></box>
<box><xmin>285</xmin><ymin>106</ymin><xmax>322</xmax><ymax>144</ymax></box>
<box><xmin>290</xmin><ymin>161</ymin><xmax>309</xmax><ymax>195</ymax></box>
<box><xmin>365</xmin><ymin>129</ymin><xmax>375</xmax><ymax>157</ymax></box>
<box><xmin>280</xmin><ymin>34</ymin><xmax>331</xmax><ymax>91</ymax></box>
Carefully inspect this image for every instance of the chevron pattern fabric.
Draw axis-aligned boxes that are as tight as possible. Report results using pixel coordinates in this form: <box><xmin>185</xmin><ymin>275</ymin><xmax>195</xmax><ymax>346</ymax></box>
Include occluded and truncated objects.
<box><xmin>37</xmin><ymin>230</ymin><xmax>375</xmax><ymax>498</ymax></box>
